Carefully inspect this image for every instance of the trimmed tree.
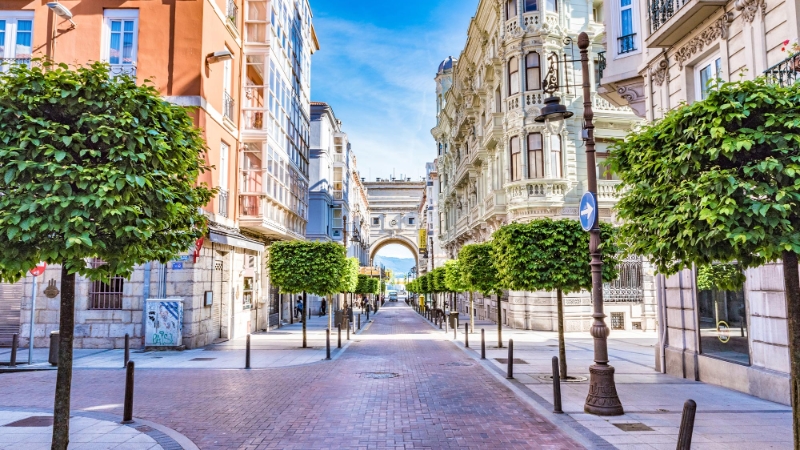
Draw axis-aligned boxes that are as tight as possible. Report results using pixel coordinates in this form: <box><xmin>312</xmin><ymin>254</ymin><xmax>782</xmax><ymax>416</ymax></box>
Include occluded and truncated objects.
<box><xmin>0</xmin><ymin>61</ymin><xmax>214</xmax><ymax>449</ymax></box>
<box><xmin>268</xmin><ymin>241</ymin><xmax>346</xmax><ymax>347</ymax></box>
<box><xmin>492</xmin><ymin>219</ymin><xmax>619</xmax><ymax>378</ymax></box>
<box><xmin>608</xmin><ymin>76</ymin><xmax>800</xmax><ymax>445</ymax></box>
<box><xmin>336</xmin><ymin>257</ymin><xmax>360</xmax><ymax>327</ymax></box>
<box><xmin>459</xmin><ymin>243</ymin><xmax>504</xmax><ymax>347</ymax></box>
<box><xmin>445</xmin><ymin>259</ymin><xmax>471</xmax><ymax>331</ymax></box>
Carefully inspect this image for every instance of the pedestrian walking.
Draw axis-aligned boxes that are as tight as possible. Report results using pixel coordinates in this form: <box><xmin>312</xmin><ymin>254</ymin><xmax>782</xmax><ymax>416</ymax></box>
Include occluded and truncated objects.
<box><xmin>320</xmin><ymin>298</ymin><xmax>327</xmax><ymax>316</ymax></box>
<box><xmin>296</xmin><ymin>296</ymin><xmax>304</xmax><ymax>320</ymax></box>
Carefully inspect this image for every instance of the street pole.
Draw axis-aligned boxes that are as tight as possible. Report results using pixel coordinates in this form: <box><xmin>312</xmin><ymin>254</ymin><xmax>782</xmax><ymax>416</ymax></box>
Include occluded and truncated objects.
<box><xmin>578</xmin><ymin>32</ymin><xmax>623</xmax><ymax>416</ymax></box>
<box><xmin>28</xmin><ymin>275</ymin><xmax>38</xmax><ymax>365</ymax></box>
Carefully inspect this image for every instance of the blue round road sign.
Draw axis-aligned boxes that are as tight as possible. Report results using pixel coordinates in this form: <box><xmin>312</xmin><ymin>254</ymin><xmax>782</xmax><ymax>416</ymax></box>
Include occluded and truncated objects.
<box><xmin>579</xmin><ymin>192</ymin><xmax>598</xmax><ymax>231</ymax></box>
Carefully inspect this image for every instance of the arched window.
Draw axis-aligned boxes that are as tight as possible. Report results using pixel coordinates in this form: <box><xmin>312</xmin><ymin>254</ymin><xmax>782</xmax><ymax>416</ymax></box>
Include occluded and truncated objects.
<box><xmin>527</xmin><ymin>133</ymin><xmax>544</xmax><ymax>178</ymax></box>
<box><xmin>506</xmin><ymin>0</ymin><xmax>518</xmax><ymax>20</ymax></box>
<box><xmin>508</xmin><ymin>57</ymin><xmax>520</xmax><ymax>96</ymax></box>
<box><xmin>510</xmin><ymin>136</ymin><xmax>522</xmax><ymax>181</ymax></box>
<box><xmin>525</xmin><ymin>52</ymin><xmax>541</xmax><ymax>91</ymax></box>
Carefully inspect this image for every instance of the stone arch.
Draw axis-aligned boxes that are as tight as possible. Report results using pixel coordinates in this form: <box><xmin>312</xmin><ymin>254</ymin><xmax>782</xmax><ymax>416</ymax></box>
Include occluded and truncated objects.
<box><xmin>369</xmin><ymin>235</ymin><xmax>419</xmax><ymax>267</ymax></box>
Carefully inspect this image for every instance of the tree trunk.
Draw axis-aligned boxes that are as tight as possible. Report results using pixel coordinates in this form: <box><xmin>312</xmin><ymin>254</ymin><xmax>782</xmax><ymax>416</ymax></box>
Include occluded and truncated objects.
<box><xmin>782</xmin><ymin>251</ymin><xmax>800</xmax><ymax>449</ymax></box>
<box><xmin>302</xmin><ymin>291</ymin><xmax>307</xmax><ymax>348</ymax></box>
<box><xmin>51</xmin><ymin>268</ymin><xmax>75</xmax><ymax>450</ymax></box>
<box><xmin>469</xmin><ymin>291</ymin><xmax>474</xmax><ymax>333</ymax></box>
<box><xmin>497</xmin><ymin>294</ymin><xmax>503</xmax><ymax>348</ymax></box>
<box><xmin>557</xmin><ymin>289</ymin><xmax>568</xmax><ymax>379</ymax></box>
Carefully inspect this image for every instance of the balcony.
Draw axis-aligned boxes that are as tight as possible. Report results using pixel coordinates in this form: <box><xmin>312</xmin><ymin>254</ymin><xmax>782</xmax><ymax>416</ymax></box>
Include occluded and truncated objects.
<box><xmin>109</xmin><ymin>64</ymin><xmax>137</xmax><ymax>79</ymax></box>
<box><xmin>597</xmin><ymin>180</ymin><xmax>624</xmax><ymax>202</ymax></box>
<box><xmin>646</xmin><ymin>0</ymin><xmax>727</xmax><ymax>47</ymax></box>
<box><xmin>618</xmin><ymin>34</ymin><xmax>637</xmax><ymax>54</ymax></box>
<box><xmin>764</xmin><ymin>55</ymin><xmax>799</xmax><ymax>87</ymax></box>
<box><xmin>506</xmin><ymin>180</ymin><xmax>570</xmax><ymax>204</ymax></box>
<box><xmin>218</xmin><ymin>189</ymin><xmax>229</xmax><ymax>218</ymax></box>
<box><xmin>239</xmin><ymin>195</ymin><xmax>303</xmax><ymax>240</ymax></box>
<box><xmin>223</xmin><ymin>92</ymin><xmax>235</xmax><ymax>122</ymax></box>
<box><xmin>593</xmin><ymin>93</ymin><xmax>634</xmax><ymax>114</ymax></box>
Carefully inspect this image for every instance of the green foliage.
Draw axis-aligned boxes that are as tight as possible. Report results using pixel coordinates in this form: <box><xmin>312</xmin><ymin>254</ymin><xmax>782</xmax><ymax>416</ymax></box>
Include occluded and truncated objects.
<box><xmin>268</xmin><ymin>241</ymin><xmax>346</xmax><ymax>295</ymax></box>
<box><xmin>339</xmin><ymin>258</ymin><xmax>360</xmax><ymax>293</ymax></box>
<box><xmin>371</xmin><ymin>278</ymin><xmax>380</xmax><ymax>294</ymax></box>
<box><xmin>419</xmin><ymin>273</ymin><xmax>430</xmax><ymax>294</ymax></box>
<box><xmin>609</xmin><ymin>76</ymin><xmax>800</xmax><ymax>274</ymax></box>
<box><xmin>445</xmin><ymin>260</ymin><xmax>469</xmax><ymax>293</ymax></box>
<box><xmin>459</xmin><ymin>243</ymin><xmax>501</xmax><ymax>296</ymax></box>
<box><xmin>492</xmin><ymin>219</ymin><xmax>619</xmax><ymax>294</ymax></box>
<box><xmin>429</xmin><ymin>267</ymin><xmax>447</xmax><ymax>293</ymax></box>
<box><xmin>0</xmin><ymin>61</ymin><xmax>215</xmax><ymax>281</ymax></box>
<box><xmin>355</xmin><ymin>274</ymin><xmax>371</xmax><ymax>294</ymax></box>
<box><xmin>697</xmin><ymin>263</ymin><xmax>746</xmax><ymax>291</ymax></box>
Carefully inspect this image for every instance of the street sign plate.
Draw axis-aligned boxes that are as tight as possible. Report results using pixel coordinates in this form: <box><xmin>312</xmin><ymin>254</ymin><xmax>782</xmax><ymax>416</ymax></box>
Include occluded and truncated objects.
<box><xmin>172</xmin><ymin>262</ymin><xmax>184</xmax><ymax>270</ymax></box>
<box><xmin>579</xmin><ymin>192</ymin><xmax>598</xmax><ymax>231</ymax></box>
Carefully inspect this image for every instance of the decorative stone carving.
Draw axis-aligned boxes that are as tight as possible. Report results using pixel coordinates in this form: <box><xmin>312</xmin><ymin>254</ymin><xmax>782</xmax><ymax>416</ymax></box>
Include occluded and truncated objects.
<box><xmin>649</xmin><ymin>57</ymin><xmax>669</xmax><ymax>86</ymax></box>
<box><xmin>675</xmin><ymin>13</ymin><xmax>734</xmax><ymax>69</ymax></box>
<box><xmin>734</xmin><ymin>0</ymin><xmax>767</xmax><ymax>22</ymax></box>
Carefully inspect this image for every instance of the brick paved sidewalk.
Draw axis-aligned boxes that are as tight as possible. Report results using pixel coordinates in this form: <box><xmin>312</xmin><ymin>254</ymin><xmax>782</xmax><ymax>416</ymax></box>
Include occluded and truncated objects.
<box><xmin>0</xmin><ymin>302</ymin><xmax>580</xmax><ymax>449</ymax></box>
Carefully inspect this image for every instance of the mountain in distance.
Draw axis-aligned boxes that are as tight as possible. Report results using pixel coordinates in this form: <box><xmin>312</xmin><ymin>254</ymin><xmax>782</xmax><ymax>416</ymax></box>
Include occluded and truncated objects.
<box><xmin>373</xmin><ymin>255</ymin><xmax>416</xmax><ymax>280</ymax></box>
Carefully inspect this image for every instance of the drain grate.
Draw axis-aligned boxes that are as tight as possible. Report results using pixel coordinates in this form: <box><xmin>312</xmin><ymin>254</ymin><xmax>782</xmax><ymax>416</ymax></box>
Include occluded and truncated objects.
<box><xmin>4</xmin><ymin>416</ymin><xmax>54</xmax><ymax>427</ymax></box>
<box><xmin>537</xmin><ymin>374</ymin><xmax>588</xmax><ymax>383</ymax></box>
<box><xmin>495</xmin><ymin>358</ymin><xmax>528</xmax><ymax>364</ymax></box>
<box><xmin>360</xmin><ymin>372</ymin><xmax>400</xmax><ymax>379</ymax></box>
<box><xmin>613</xmin><ymin>423</ymin><xmax>654</xmax><ymax>432</ymax></box>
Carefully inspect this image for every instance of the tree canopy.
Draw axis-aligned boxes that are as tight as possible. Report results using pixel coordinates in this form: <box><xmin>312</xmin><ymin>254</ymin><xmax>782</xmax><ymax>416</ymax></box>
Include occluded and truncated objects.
<box><xmin>609</xmin><ymin>76</ymin><xmax>800</xmax><ymax>274</ymax></box>
<box><xmin>0</xmin><ymin>61</ymin><xmax>215</xmax><ymax>281</ymax></box>
<box><xmin>459</xmin><ymin>243</ymin><xmax>501</xmax><ymax>296</ymax></box>
<box><xmin>339</xmin><ymin>257</ymin><xmax>360</xmax><ymax>293</ymax></box>
<box><xmin>268</xmin><ymin>241</ymin><xmax>346</xmax><ymax>295</ymax></box>
<box><xmin>445</xmin><ymin>260</ymin><xmax>469</xmax><ymax>293</ymax></box>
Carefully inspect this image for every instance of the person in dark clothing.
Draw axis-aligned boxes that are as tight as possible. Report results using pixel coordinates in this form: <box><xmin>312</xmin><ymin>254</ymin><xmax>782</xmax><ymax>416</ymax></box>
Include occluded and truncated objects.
<box><xmin>320</xmin><ymin>298</ymin><xmax>327</xmax><ymax>316</ymax></box>
<box><xmin>295</xmin><ymin>297</ymin><xmax>303</xmax><ymax>320</ymax></box>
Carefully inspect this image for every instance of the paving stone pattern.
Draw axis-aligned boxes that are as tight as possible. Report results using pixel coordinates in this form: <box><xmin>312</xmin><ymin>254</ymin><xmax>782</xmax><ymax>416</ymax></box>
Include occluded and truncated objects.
<box><xmin>0</xmin><ymin>302</ymin><xmax>580</xmax><ymax>449</ymax></box>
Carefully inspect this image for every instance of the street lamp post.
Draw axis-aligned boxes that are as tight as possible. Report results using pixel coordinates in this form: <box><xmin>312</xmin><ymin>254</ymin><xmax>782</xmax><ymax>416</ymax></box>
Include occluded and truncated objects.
<box><xmin>535</xmin><ymin>32</ymin><xmax>623</xmax><ymax>416</ymax></box>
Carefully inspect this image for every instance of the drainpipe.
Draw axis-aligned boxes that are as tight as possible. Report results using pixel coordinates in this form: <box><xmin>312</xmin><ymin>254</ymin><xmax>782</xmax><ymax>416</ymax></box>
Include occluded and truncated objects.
<box><xmin>657</xmin><ymin>273</ymin><xmax>667</xmax><ymax>374</ymax></box>
<box><xmin>142</xmin><ymin>262</ymin><xmax>151</xmax><ymax>348</ymax></box>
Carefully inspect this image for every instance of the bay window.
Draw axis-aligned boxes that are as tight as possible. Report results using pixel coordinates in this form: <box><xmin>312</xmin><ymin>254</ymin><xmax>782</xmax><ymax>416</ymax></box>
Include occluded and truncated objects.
<box><xmin>508</xmin><ymin>57</ymin><xmax>520</xmax><ymax>95</ymax></box>
<box><xmin>525</xmin><ymin>52</ymin><xmax>541</xmax><ymax>91</ymax></box>
<box><xmin>505</xmin><ymin>0</ymin><xmax>518</xmax><ymax>20</ymax></box>
<box><xmin>510</xmin><ymin>137</ymin><xmax>522</xmax><ymax>182</ymax></box>
<box><xmin>525</xmin><ymin>0</ymin><xmax>538</xmax><ymax>11</ymax></box>
<box><xmin>527</xmin><ymin>133</ymin><xmax>544</xmax><ymax>179</ymax></box>
<box><xmin>550</xmin><ymin>134</ymin><xmax>562</xmax><ymax>178</ymax></box>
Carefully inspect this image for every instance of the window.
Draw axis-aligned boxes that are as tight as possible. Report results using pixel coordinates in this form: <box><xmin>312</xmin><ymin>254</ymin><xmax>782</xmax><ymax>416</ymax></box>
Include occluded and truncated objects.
<box><xmin>220</xmin><ymin>142</ymin><xmax>230</xmax><ymax>191</ymax></box>
<box><xmin>88</xmin><ymin>259</ymin><xmax>125</xmax><ymax>310</ymax></box>
<box><xmin>510</xmin><ymin>136</ymin><xmax>522</xmax><ymax>181</ymax></box>
<box><xmin>525</xmin><ymin>52</ymin><xmax>541</xmax><ymax>91</ymax></box>
<box><xmin>697</xmin><ymin>264</ymin><xmax>749</xmax><ymax>365</ymax></box>
<box><xmin>243</xmin><ymin>277</ymin><xmax>254</xmax><ymax>310</ymax></box>
<box><xmin>508</xmin><ymin>57</ymin><xmax>520</xmax><ymax>95</ymax></box>
<box><xmin>618</xmin><ymin>0</ymin><xmax>636</xmax><ymax>54</ymax></box>
<box><xmin>596</xmin><ymin>152</ymin><xmax>619</xmax><ymax>180</ymax></box>
<box><xmin>696</xmin><ymin>55</ymin><xmax>722</xmax><ymax>101</ymax></box>
<box><xmin>550</xmin><ymin>134</ymin><xmax>562</xmax><ymax>178</ymax></box>
<box><xmin>0</xmin><ymin>12</ymin><xmax>33</xmax><ymax>72</ymax></box>
<box><xmin>610</xmin><ymin>312</ymin><xmax>625</xmax><ymax>330</ymax></box>
<box><xmin>527</xmin><ymin>133</ymin><xmax>544</xmax><ymax>178</ymax></box>
<box><xmin>525</xmin><ymin>0</ymin><xmax>538</xmax><ymax>11</ymax></box>
<box><xmin>505</xmin><ymin>0</ymin><xmax>518</xmax><ymax>20</ymax></box>
<box><xmin>547</xmin><ymin>0</ymin><xmax>558</xmax><ymax>12</ymax></box>
<box><xmin>373</xmin><ymin>217</ymin><xmax>380</xmax><ymax>226</ymax></box>
<box><xmin>102</xmin><ymin>10</ymin><xmax>139</xmax><ymax>77</ymax></box>
<box><xmin>333</xmin><ymin>208</ymin><xmax>343</xmax><ymax>229</ymax></box>
<box><xmin>409</xmin><ymin>218</ymin><xmax>415</xmax><ymax>225</ymax></box>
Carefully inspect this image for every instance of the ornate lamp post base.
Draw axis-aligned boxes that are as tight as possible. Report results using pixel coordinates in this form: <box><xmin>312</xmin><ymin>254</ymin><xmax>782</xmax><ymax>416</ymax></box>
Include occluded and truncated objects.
<box><xmin>585</xmin><ymin>364</ymin><xmax>624</xmax><ymax>415</ymax></box>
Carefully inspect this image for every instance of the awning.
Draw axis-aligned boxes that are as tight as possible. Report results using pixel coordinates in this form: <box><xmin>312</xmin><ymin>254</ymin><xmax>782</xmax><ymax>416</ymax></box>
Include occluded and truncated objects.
<box><xmin>208</xmin><ymin>229</ymin><xmax>265</xmax><ymax>253</ymax></box>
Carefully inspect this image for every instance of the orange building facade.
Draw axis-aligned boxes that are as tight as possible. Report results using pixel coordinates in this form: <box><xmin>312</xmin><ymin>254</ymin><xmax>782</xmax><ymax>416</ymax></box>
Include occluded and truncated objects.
<box><xmin>0</xmin><ymin>0</ymin><xmax>318</xmax><ymax>349</ymax></box>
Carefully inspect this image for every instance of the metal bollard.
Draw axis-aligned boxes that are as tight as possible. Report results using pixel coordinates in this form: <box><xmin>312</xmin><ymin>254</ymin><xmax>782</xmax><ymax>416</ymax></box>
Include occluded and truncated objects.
<box><xmin>465</xmin><ymin>324</ymin><xmax>469</xmax><ymax>348</ymax></box>
<box><xmin>245</xmin><ymin>334</ymin><xmax>251</xmax><ymax>369</ymax></box>
<box><xmin>453</xmin><ymin>323</ymin><xmax>456</xmax><ymax>340</ymax></box>
<box><xmin>358</xmin><ymin>314</ymin><xmax>361</xmax><ymax>331</ymax></box>
<box><xmin>506</xmin><ymin>339</ymin><xmax>514</xmax><ymax>379</ymax></box>
<box><xmin>337</xmin><ymin>325</ymin><xmax>342</xmax><ymax>349</ymax></box>
<box><xmin>438</xmin><ymin>316</ymin><xmax>442</xmax><ymax>329</ymax></box>
<box><xmin>121</xmin><ymin>361</ymin><xmax>135</xmax><ymax>424</ymax></box>
<box><xmin>481</xmin><ymin>329</ymin><xmax>486</xmax><ymax>359</ymax></box>
<box><xmin>552</xmin><ymin>356</ymin><xmax>563</xmax><ymax>414</ymax></box>
<box><xmin>677</xmin><ymin>399</ymin><xmax>697</xmax><ymax>450</ymax></box>
<box><xmin>9</xmin><ymin>334</ymin><xmax>18</xmax><ymax>367</ymax></box>
<box><xmin>347</xmin><ymin>320</ymin><xmax>351</xmax><ymax>341</ymax></box>
<box><xmin>124</xmin><ymin>333</ymin><xmax>130</xmax><ymax>368</ymax></box>
<box><xmin>326</xmin><ymin>328</ymin><xmax>331</xmax><ymax>360</ymax></box>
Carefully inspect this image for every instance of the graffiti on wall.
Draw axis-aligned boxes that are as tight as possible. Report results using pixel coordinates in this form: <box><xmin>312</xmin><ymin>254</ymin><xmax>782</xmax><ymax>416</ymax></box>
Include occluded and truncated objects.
<box><xmin>145</xmin><ymin>299</ymin><xmax>183</xmax><ymax>347</ymax></box>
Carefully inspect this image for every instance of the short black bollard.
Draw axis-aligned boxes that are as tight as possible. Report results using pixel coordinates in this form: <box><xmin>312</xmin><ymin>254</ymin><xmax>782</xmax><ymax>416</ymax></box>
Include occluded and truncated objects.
<box><xmin>506</xmin><ymin>339</ymin><xmax>514</xmax><ymax>379</ymax></box>
<box><xmin>552</xmin><ymin>356</ymin><xmax>563</xmax><ymax>414</ymax></box>
<box><xmin>347</xmin><ymin>320</ymin><xmax>351</xmax><ymax>341</ymax></box>
<box><xmin>9</xmin><ymin>333</ymin><xmax>18</xmax><ymax>367</ymax></box>
<box><xmin>358</xmin><ymin>314</ymin><xmax>361</xmax><ymax>331</ymax></box>
<box><xmin>121</xmin><ymin>361</ymin><xmax>135</xmax><ymax>424</ymax></box>
<box><xmin>326</xmin><ymin>328</ymin><xmax>331</xmax><ymax>360</ymax></box>
<box><xmin>245</xmin><ymin>334</ymin><xmax>251</xmax><ymax>369</ymax></box>
<box><xmin>337</xmin><ymin>325</ymin><xmax>342</xmax><ymax>349</ymax></box>
<box><xmin>465</xmin><ymin>324</ymin><xmax>469</xmax><ymax>348</ymax></box>
<box><xmin>124</xmin><ymin>333</ymin><xmax>130</xmax><ymax>368</ymax></box>
<box><xmin>439</xmin><ymin>316</ymin><xmax>442</xmax><ymax>329</ymax></box>
<box><xmin>481</xmin><ymin>329</ymin><xmax>486</xmax><ymax>359</ymax></box>
<box><xmin>677</xmin><ymin>399</ymin><xmax>697</xmax><ymax>450</ymax></box>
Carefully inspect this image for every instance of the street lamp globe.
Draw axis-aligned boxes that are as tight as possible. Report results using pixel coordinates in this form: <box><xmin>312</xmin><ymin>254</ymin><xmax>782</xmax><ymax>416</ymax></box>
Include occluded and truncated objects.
<box><xmin>534</xmin><ymin>96</ymin><xmax>574</xmax><ymax>123</ymax></box>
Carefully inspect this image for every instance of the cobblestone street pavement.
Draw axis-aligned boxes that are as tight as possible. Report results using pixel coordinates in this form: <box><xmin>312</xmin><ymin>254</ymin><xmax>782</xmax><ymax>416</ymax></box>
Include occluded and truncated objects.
<box><xmin>0</xmin><ymin>302</ymin><xmax>581</xmax><ymax>449</ymax></box>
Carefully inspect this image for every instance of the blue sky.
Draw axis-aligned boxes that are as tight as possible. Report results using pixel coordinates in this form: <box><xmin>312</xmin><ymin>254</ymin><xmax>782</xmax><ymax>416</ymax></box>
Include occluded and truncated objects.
<box><xmin>309</xmin><ymin>0</ymin><xmax>475</xmax><ymax>184</ymax></box>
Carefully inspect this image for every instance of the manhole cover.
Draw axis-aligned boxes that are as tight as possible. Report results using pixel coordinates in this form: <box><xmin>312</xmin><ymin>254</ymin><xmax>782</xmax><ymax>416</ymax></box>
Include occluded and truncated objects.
<box><xmin>189</xmin><ymin>358</ymin><xmax>216</xmax><ymax>361</ymax></box>
<box><xmin>4</xmin><ymin>416</ymin><xmax>53</xmax><ymax>427</ymax></box>
<box><xmin>360</xmin><ymin>372</ymin><xmax>400</xmax><ymax>379</ymax></box>
<box><xmin>495</xmin><ymin>358</ymin><xmax>528</xmax><ymax>364</ymax></box>
<box><xmin>442</xmin><ymin>362</ymin><xmax>472</xmax><ymax>367</ymax></box>
<box><xmin>613</xmin><ymin>423</ymin><xmax>654</xmax><ymax>432</ymax></box>
<box><xmin>537</xmin><ymin>375</ymin><xmax>589</xmax><ymax>383</ymax></box>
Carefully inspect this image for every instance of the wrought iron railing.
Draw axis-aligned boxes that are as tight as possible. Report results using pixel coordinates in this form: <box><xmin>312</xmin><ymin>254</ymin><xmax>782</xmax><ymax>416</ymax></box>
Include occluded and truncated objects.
<box><xmin>764</xmin><ymin>54</ymin><xmax>799</xmax><ymax>87</ymax></box>
<box><xmin>227</xmin><ymin>0</ymin><xmax>239</xmax><ymax>29</ymax></box>
<box><xmin>0</xmin><ymin>58</ymin><xmax>31</xmax><ymax>73</ymax></box>
<box><xmin>109</xmin><ymin>64</ymin><xmax>137</xmax><ymax>79</ymax></box>
<box><xmin>603</xmin><ymin>255</ymin><xmax>644</xmax><ymax>303</ymax></box>
<box><xmin>218</xmin><ymin>189</ymin><xmax>229</xmax><ymax>217</ymax></box>
<box><xmin>597</xmin><ymin>51</ymin><xmax>606</xmax><ymax>81</ymax></box>
<box><xmin>618</xmin><ymin>33</ymin><xmax>637</xmax><ymax>54</ymax></box>
<box><xmin>649</xmin><ymin>0</ymin><xmax>687</xmax><ymax>33</ymax></box>
<box><xmin>223</xmin><ymin>92</ymin><xmax>235</xmax><ymax>121</ymax></box>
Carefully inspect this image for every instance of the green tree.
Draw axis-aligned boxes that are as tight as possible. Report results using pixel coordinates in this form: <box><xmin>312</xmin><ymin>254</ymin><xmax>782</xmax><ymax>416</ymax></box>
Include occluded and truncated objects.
<box><xmin>459</xmin><ymin>243</ymin><xmax>504</xmax><ymax>347</ymax></box>
<box><xmin>268</xmin><ymin>241</ymin><xmax>346</xmax><ymax>347</ymax></box>
<box><xmin>492</xmin><ymin>219</ymin><xmax>619</xmax><ymax>378</ymax></box>
<box><xmin>608</xmin><ymin>76</ymin><xmax>800</xmax><ymax>445</ymax></box>
<box><xmin>0</xmin><ymin>62</ymin><xmax>215</xmax><ymax>449</ymax></box>
<box><xmin>336</xmin><ymin>257</ymin><xmax>360</xmax><ymax>328</ymax></box>
<box><xmin>445</xmin><ymin>260</ymin><xmax>472</xmax><ymax>331</ymax></box>
<box><xmin>696</xmin><ymin>263</ymin><xmax>746</xmax><ymax>292</ymax></box>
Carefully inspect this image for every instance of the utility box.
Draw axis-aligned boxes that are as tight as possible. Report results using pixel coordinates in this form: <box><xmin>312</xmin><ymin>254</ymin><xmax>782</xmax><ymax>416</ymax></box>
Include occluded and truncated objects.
<box><xmin>449</xmin><ymin>312</ymin><xmax>460</xmax><ymax>329</ymax></box>
<box><xmin>48</xmin><ymin>331</ymin><xmax>59</xmax><ymax>366</ymax></box>
<box><xmin>145</xmin><ymin>299</ymin><xmax>183</xmax><ymax>347</ymax></box>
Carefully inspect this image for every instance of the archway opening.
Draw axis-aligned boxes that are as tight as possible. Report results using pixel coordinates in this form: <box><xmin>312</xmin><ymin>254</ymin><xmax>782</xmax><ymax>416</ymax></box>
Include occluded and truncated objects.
<box><xmin>373</xmin><ymin>243</ymin><xmax>417</xmax><ymax>292</ymax></box>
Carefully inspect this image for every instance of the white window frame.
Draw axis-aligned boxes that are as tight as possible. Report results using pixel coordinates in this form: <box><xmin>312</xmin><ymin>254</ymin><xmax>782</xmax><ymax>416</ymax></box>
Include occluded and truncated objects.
<box><xmin>220</xmin><ymin>141</ymin><xmax>230</xmax><ymax>191</ymax></box>
<box><xmin>0</xmin><ymin>11</ymin><xmax>34</xmax><ymax>61</ymax></box>
<box><xmin>694</xmin><ymin>53</ymin><xmax>723</xmax><ymax>102</ymax></box>
<box><xmin>101</xmin><ymin>10</ymin><xmax>140</xmax><ymax>71</ymax></box>
<box><xmin>611</xmin><ymin>0</ymin><xmax>641</xmax><ymax>59</ymax></box>
<box><xmin>223</xmin><ymin>46</ymin><xmax>232</xmax><ymax>97</ymax></box>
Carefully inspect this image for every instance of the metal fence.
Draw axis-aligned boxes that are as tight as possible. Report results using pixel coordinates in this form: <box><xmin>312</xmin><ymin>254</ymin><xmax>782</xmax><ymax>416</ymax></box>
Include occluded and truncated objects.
<box><xmin>603</xmin><ymin>255</ymin><xmax>644</xmax><ymax>303</ymax></box>
<box><xmin>649</xmin><ymin>0</ymin><xmax>687</xmax><ymax>33</ymax></box>
<box><xmin>764</xmin><ymin>55</ymin><xmax>799</xmax><ymax>87</ymax></box>
<box><xmin>618</xmin><ymin>34</ymin><xmax>637</xmax><ymax>54</ymax></box>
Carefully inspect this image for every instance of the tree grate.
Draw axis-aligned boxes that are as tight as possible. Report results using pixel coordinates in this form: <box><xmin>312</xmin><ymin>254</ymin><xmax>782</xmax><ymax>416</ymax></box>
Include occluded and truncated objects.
<box><xmin>360</xmin><ymin>372</ymin><xmax>400</xmax><ymax>379</ymax></box>
<box><xmin>613</xmin><ymin>423</ymin><xmax>654</xmax><ymax>432</ymax></box>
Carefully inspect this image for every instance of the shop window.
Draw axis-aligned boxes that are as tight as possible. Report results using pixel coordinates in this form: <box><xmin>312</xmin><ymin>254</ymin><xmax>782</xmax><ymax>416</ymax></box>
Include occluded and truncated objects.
<box><xmin>697</xmin><ymin>264</ymin><xmax>749</xmax><ymax>364</ymax></box>
<box><xmin>243</xmin><ymin>277</ymin><xmax>254</xmax><ymax>310</ymax></box>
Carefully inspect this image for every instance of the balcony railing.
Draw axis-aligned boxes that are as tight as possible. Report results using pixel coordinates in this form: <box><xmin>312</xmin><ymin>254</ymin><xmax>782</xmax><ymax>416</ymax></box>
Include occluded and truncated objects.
<box><xmin>109</xmin><ymin>64</ymin><xmax>137</xmax><ymax>79</ymax></box>
<box><xmin>227</xmin><ymin>0</ymin><xmax>239</xmax><ymax>30</ymax></box>
<box><xmin>650</xmin><ymin>0</ymin><xmax>687</xmax><ymax>33</ymax></box>
<box><xmin>0</xmin><ymin>57</ymin><xmax>31</xmax><ymax>73</ymax></box>
<box><xmin>764</xmin><ymin>54</ymin><xmax>799</xmax><ymax>87</ymax></box>
<box><xmin>240</xmin><ymin>194</ymin><xmax>262</xmax><ymax>217</ymax></box>
<box><xmin>597</xmin><ymin>52</ymin><xmax>606</xmax><ymax>80</ymax></box>
<box><xmin>223</xmin><ymin>92</ymin><xmax>235</xmax><ymax>122</ymax></box>
<box><xmin>218</xmin><ymin>189</ymin><xmax>229</xmax><ymax>217</ymax></box>
<box><xmin>618</xmin><ymin>34</ymin><xmax>637</xmax><ymax>54</ymax></box>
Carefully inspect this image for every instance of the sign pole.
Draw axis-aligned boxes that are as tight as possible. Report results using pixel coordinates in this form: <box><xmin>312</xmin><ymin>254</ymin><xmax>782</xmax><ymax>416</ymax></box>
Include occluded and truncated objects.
<box><xmin>28</xmin><ymin>275</ymin><xmax>37</xmax><ymax>365</ymax></box>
